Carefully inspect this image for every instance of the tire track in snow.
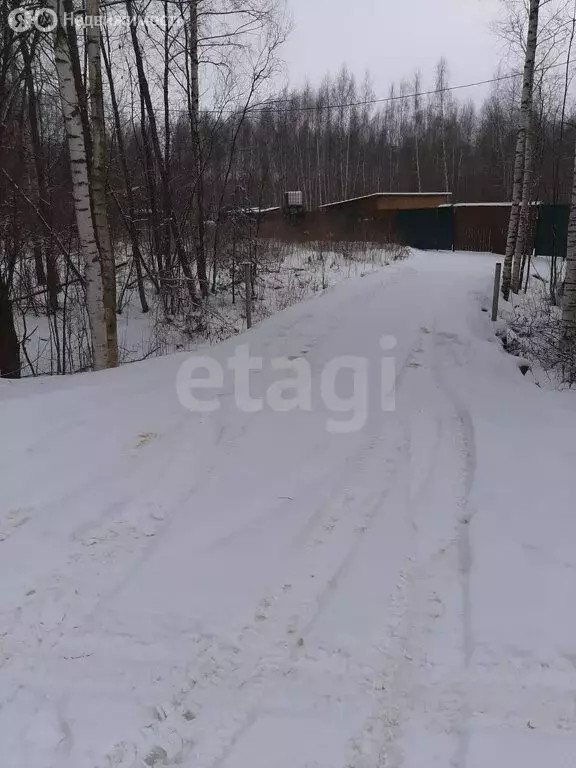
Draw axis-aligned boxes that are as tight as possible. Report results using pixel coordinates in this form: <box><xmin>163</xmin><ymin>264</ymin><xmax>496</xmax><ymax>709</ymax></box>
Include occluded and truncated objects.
<box><xmin>428</xmin><ymin>321</ymin><xmax>479</xmax><ymax>768</ymax></box>
<box><xmin>84</xmin><ymin>272</ymin><xmax>410</xmax><ymax>632</ymax></box>
<box><xmin>114</xmin><ymin>326</ymin><xmax>438</xmax><ymax>768</ymax></box>
<box><xmin>1</xmin><ymin>271</ymin><xmax>397</xmax><ymax>661</ymax></box>
<box><xmin>352</xmin><ymin>314</ymin><xmax>477</xmax><ymax>768</ymax></box>
<box><xmin>343</xmin><ymin>328</ymin><xmax>473</xmax><ymax>768</ymax></box>
<box><xmin>90</xmin><ymin>314</ymin><xmax>442</xmax><ymax>767</ymax></box>
<box><xmin>1</xmin><ymin>266</ymin><xmax>448</xmax><ymax>768</ymax></box>
<box><xmin>113</xmin><ymin>423</ymin><xmax>411</xmax><ymax>768</ymax></box>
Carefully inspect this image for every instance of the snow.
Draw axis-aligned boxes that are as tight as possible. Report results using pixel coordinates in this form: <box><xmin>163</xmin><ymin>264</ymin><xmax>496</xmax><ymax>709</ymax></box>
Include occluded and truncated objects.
<box><xmin>242</xmin><ymin>206</ymin><xmax>281</xmax><ymax>214</ymax></box>
<box><xmin>319</xmin><ymin>192</ymin><xmax>451</xmax><ymax>208</ymax></box>
<box><xmin>16</xmin><ymin>243</ymin><xmax>391</xmax><ymax>376</ymax></box>
<box><xmin>439</xmin><ymin>202</ymin><xmax>512</xmax><ymax>208</ymax></box>
<box><xmin>2</xmin><ymin>250</ymin><xmax>576</xmax><ymax>768</ymax></box>
<box><xmin>497</xmin><ymin>256</ymin><xmax>571</xmax><ymax>389</ymax></box>
<box><xmin>437</xmin><ymin>202</ymin><xmax>541</xmax><ymax>208</ymax></box>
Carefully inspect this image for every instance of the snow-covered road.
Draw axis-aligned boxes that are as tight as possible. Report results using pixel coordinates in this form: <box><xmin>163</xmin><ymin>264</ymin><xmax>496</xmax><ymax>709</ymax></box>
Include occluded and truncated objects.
<box><xmin>2</xmin><ymin>251</ymin><xmax>576</xmax><ymax>767</ymax></box>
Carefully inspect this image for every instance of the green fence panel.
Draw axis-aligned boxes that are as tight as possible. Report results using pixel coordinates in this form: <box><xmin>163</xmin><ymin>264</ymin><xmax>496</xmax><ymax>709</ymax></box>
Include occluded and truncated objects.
<box><xmin>535</xmin><ymin>204</ymin><xmax>569</xmax><ymax>258</ymax></box>
<box><xmin>437</xmin><ymin>206</ymin><xmax>454</xmax><ymax>251</ymax></box>
<box><xmin>395</xmin><ymin>207</ymin><xmax>453</xmax><ymax>251</ymax></box>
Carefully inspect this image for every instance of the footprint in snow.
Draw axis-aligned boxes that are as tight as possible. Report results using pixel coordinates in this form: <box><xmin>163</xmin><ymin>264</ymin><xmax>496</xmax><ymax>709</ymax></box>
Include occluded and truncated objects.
<box><xmin>134</xmin><ymin>432</ymin><xmax>159</xmax><ymax>449</ymax></box>
<box><xmin>0</xmin><ymin>507</ymin><xmax>33</xmax><ymax>541</ymax></box>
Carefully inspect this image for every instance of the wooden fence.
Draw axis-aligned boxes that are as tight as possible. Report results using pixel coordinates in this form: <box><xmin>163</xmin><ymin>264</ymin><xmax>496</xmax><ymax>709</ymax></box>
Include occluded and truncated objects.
<box><xmin>257</xmin><ymin>203</ymin><xmax>569</xmax><ymax>257</ymax></box>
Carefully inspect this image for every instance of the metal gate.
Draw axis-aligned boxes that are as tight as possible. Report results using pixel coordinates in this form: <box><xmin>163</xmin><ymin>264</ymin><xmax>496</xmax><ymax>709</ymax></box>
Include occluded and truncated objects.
<box><xmin>395</xmin><ymin>207</ymin><xmax>454</xmax><ymax>251</ymax></box>
<box><xmin>535</xmin><ymin>204</ymin><xmax>569</xmax><ymax>258</ymax></box>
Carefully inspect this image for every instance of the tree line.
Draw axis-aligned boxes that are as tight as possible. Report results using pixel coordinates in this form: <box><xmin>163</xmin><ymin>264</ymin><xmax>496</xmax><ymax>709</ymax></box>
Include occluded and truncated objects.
<box><xmin>2</xmin><ymin>0</ymin><xmax>576</xmax><ymax>378</ymax></box>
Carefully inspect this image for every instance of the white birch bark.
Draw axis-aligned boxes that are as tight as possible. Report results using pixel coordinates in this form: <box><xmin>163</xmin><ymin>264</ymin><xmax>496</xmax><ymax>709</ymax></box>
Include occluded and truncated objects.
<box><xmin>86</xmin><ymin>0</ymin><xmax>118</xmax><ymax>365</ymax></box>
<box><xmin>512</xmin><ymin>108</ymin><xmax>535</xmax><ymax>293</ymax></box>
<box><xmin>502</xmin><ymin>0</ymin><xmax>540</xmax><ymax>300</ymax></box>
<box><xmin>48</xmin><ymin>0</ymin><xmax>108</xmax><ymax>370</ymax></box>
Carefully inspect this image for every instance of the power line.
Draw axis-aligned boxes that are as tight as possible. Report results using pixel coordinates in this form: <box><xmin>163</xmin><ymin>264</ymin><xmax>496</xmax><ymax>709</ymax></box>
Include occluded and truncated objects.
<box><xmin>162</xmin><ymin>56</ymin><xmax>575</xmax><ymax>116</ymax></box>
<box><xmin>246</xmin><ymin>57</ymin><xmax>576</xmax><ymax>114</ymax></box>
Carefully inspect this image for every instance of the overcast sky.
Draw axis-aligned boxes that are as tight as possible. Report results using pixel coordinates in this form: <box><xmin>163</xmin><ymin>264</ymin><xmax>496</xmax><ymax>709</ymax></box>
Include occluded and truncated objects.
<box><xmin>282</xmin><ymin>0</ymin><xmax>506</xmax><ymax>101</ymax></box>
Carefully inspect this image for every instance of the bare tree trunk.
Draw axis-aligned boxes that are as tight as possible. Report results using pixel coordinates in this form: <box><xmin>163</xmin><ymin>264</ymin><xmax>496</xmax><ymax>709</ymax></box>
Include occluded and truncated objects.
<box><xmin>161</xmin><ymin>0</ymin><xmax>173</xmax><ymax>287</ymax></box>
<box><xmin>550</xmin><ymin>0</ymin><xmax>576</xmax><ymax>304</ymax></box>
<box><xmin>125</xmin><ymin>0</ymin><xmax>197</xmax><ymax>303</ymax></box>
<box><xmin>436</xmin><ymin>60</ymin><xmax>450</xmax><ymax>193</ymax></box>
<box><xmin>138</xmin><ymin>94</ymin><xmax>163</xmax><ymax>277</ymax></box>
<box><xmin>21</xmin><ymin>40</ymin><xmax>60</xmax><ymax>313</ymax></box>
<box><xmin>413</xmin><ymin>72</ymin><xmax>422</xmax><ymax>193</ymax></box>
<box><xmin>210</xmin><ymin>56</ymin><xmax>274</xmax><ymax>296</ymax></box>
<box><xmin>48</xmin><ymin>1</ymin><xmax>109</xmax><ymax>370</ymax></box>
<box><xmin>316</xmin><ymin>132</ymin><xmax>322</xmax><ymax>206</ymax></box>
<box><xmin>189</xmin><ymin>0</ymin><xmax>208</xmax><ymax>298</ymax></box>
<box><xmin>0</xmin><ymin>275</ymin><xmax>20</xmax><ymax>378</ymax></box>
<box><xmin>86</xmin><ymin>0</ymin><xmax>118</xmax><ymax>365</ymax></box>
<box><xmin>101</xmin><ymin>32</ymin><xmax>149</xmax><ymax>312</ymax></box>
<box><xmin>344</xmin><ymin>123</ymin><xmax>351</xmax><ymax>199</ymax></box>
<box><xmin>502</xmin><ymin>0</ymin><xmax>540</xmax><ymax>300</ymax></box>
<box><xmin>512</xmin><ymin>108</ymin><xmax>535</xmax><ymax>293</ymax></box>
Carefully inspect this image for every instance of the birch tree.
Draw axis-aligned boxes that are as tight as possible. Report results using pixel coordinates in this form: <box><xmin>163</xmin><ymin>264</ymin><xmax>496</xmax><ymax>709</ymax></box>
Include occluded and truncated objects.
<box><xmin>47</xmin><ymin>0</ymin><xmax>110</xmax><ymax>370</ymax></box>
<box><xmin>86</xmin><ymin>0</ymin><xmax>118</xmax><ymax>365</ymax></box>
<box><xmin>502</xmin><ymin>0</ymin><xmax>540</xmax><ymax>300</ymax></box>
<box><xmin>511</xmin><ymin>107</ymin><xmax>536</xmax><ymax>292</ymax></box>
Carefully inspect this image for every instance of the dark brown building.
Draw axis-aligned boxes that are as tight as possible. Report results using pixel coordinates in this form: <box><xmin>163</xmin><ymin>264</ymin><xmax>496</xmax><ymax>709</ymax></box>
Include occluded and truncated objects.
<box><xmin>258</xmin><ymin>192</ymin><xmax>453</xmax><ymax>242</ymax></box>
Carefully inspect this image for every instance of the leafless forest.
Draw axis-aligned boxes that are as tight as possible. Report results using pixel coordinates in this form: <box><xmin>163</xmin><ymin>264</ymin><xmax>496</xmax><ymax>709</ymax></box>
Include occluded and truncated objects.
<box><xmin>2</xmin><ymin>0</ymin><xmax>576</xmax><ymax>379</ymax></box>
